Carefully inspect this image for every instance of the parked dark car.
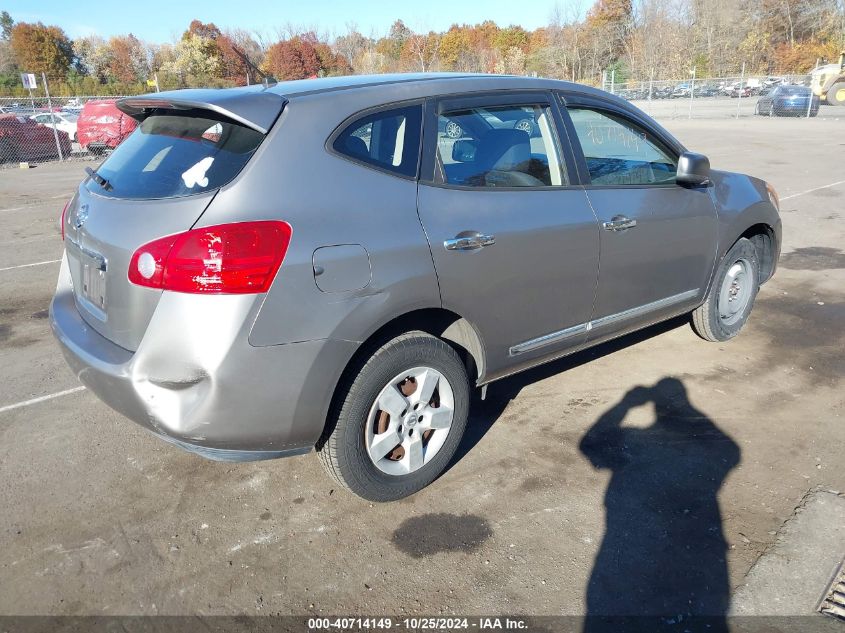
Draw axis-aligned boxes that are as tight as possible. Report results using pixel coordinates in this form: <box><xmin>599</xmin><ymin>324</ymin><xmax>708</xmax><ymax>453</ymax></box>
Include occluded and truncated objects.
<box><xmin>51</xmin><ymin>74</ymin><xmax>782</xmax><ymax>501</ymax></box>
<box><xmin>755</xmin><ymin>85</ymin><xmax>820</xmax><ymax>117</ymax></box>
<box><xmin>0</xmin><ymin>114</ymin><xmax>72</xmax><ymax>163</ymax></box>
<box><xmin>77</xmin><ymin>99</ymin><xmax>137</xmax><ymax>154</ymax></box>
<box><xmin>696</xmin><ymin>85</ymin><xmax>720</xmax><ymax>97</ymax></box>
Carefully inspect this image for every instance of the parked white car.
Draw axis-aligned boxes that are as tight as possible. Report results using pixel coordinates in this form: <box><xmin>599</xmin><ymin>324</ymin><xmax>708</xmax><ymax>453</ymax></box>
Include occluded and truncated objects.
<box><xmin>31</xmin><ymin>112</ymin><xmax>78</xmax><ymax>142</ymax></box>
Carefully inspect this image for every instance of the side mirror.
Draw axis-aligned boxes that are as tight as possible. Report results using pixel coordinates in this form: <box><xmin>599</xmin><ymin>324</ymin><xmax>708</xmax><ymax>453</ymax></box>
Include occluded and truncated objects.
<box><xmin>452</xmin><ymin>139</ymin><xmax>477</xmax><ymax>163</ymax></box>
<box><xmin>677</xmin><ymin>151</ymin><xmax>711</xmax><ymax>186</ymax></box>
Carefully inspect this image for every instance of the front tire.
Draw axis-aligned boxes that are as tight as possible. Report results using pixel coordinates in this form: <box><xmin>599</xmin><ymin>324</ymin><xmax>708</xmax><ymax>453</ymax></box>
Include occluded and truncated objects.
<box><xmin>691</xmin><ymin>238</ymin><xmax>760</xmax><ymax>342</ymax></box>
<box><xmin>318</xmin><ymin>332</ymin><xmax>470</xmax><ymax>502</ymax></box>
<box><xmin>827</xmin><ymin>82</ymin><xmax>845</xmax><ymax>107</ymax></box>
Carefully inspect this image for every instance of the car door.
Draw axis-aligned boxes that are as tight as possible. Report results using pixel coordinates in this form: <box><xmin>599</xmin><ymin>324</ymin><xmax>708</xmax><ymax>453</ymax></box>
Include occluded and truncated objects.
<box><xmin>416</xmin><ymin>92</ymin><xmax>600</xmax><ymax>381</ymax></box>
<box><xmin>560</xmin><ymin>99</ymin><xmax>718</xmax><ymax>344</ymax></box>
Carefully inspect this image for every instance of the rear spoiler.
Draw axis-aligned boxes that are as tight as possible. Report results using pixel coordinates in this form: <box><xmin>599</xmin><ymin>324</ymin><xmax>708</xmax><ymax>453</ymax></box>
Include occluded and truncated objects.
<box><xmin>117</xmin><ymin>87</ymin><xmax>287</xmax><ymax>135</ymax></box>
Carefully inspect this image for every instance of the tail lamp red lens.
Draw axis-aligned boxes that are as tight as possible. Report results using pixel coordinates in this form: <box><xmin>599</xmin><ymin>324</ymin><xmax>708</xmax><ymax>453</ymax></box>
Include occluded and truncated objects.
<box><xmin>128</xmin><ymin>221</ymin><xmax>292</xmax><ymax>294</ymax></box>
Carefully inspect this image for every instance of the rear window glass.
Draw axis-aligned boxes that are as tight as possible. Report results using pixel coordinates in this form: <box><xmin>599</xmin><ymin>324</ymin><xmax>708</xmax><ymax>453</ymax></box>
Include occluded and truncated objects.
<box><xmin>86</xmin><ymin>112</ymin><xmax>264</xmax><ymax>199</ymax></box>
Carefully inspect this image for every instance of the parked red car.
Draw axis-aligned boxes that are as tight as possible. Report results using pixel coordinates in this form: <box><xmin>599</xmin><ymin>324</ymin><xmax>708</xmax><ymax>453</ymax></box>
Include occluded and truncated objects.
<box><xmin>0</xmin><ymin>114</ymin><xmax>72</xmax><ymax>164</ymax></box>
<box><xmin>77</xmin><ymin>99</ymin><xmax>137</xmax><ymax>154</ymax></box>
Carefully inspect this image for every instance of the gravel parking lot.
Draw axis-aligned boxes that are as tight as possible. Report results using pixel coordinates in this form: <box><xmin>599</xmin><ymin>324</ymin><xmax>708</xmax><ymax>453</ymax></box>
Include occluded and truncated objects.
<box><xmin>1</xmin><ymin>114</ymin><xmax>843</xmax><ymax>620</ymax></box>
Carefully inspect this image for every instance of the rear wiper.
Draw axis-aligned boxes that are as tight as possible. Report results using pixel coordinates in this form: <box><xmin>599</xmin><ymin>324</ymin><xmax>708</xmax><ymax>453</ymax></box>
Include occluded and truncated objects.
<box><xmin>85</xmin><ymin>166</ymin><xmax>112</xmax><ymax>191</ymax></box>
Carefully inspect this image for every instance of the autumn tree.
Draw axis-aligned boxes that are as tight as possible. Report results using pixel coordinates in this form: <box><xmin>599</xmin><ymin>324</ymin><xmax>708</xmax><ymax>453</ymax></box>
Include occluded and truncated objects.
<box><xmin>401</xmin><ymin>31</ymin><xmax>441</xmax><ymax>71</ymax></box>
<box><xmin>108</xmin><ymin>34</ymin><xmax>148</xmax><ymax>83</ymax></box>
<box><xmin>492</xmin><ymin>26</ymin><xmax>530</xmax><ymax>54</ymax></box>
<box><xmin>335</xmin><ymin>28</ymin><xmax>371</xmax><ymax>70</ymax></box>
<box><xmin>263</xmin><ymin>37</ymin><xmax>320</xmax><ymax>80</ymax></box>
<box><xmin>74</xmin><ymin>35</ymin><xmax>112</xmax><ymax>82</ymax></box>
<box><xmin>10</xmin><ymin>21</ymin><xmax>74</xmax><ymax>76</ymax></box>
<box><xmin>375</xmin><ymin>19</ymin><xmax>412</xmax><ymax>67</ymax></box>
<box><xmin>161</xmin><ymin>30</ymin><xmax>220</xmax><ymax>84</ymax></box>
<box><xmin>220</xmin><ymin>29</ymin><xmax>264</xmax><ymax>83</ymax></box>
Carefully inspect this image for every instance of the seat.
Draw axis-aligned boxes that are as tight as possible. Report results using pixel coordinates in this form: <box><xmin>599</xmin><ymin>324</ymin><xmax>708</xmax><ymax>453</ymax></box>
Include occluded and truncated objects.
<box><xmin>471</xmin><ymin>129</ymin><xmax>543</xmax><ymax>187</ymax></box>
<box><xmin>342</xmin><ymin>136</ymin><xmax>369</xmax><ymax>160</ymax></box>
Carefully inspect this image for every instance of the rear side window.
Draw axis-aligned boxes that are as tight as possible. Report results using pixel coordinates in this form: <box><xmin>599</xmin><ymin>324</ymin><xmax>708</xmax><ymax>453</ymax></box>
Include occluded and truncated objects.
<box><xmin>87</xmin><ymin>111</ymin><xmax>264</xmax><ymax>199</ymax></box>
<box><xmin>434</xmin><ymin>103</ymin><xmax>566</xmax><ymax>188</ymax></box>
<box><xmin>568</xmin><ymin>108</ymin><xmax>677</xmax><ymax>186</ymax></box>
<box><xmin>332</xmin><ymin>104</ymin><xmax>422</xmax><ymax>178</ymax></box>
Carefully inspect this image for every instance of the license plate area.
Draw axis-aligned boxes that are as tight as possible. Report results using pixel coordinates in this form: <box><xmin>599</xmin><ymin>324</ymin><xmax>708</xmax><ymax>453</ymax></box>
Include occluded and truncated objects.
<box><xmin>81</xmin><ymin>258</ymin><xmax>107</xmax><ymax>314</ymax></box>
<box><xmin>67</xmin><ymin>236</ymin><xmax>108</xmax><ymax>319</ymax></box>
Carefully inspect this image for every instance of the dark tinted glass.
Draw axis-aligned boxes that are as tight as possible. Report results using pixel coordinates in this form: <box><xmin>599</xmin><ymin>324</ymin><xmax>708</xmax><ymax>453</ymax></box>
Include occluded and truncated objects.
<box><xmin>779</xmin><ymin>85</ymin><xmax>808</xmax><ymax>95</ymax></box>
<box><xmin>87</xmin><ymin>112</ymin><xmax>264</xmax><ymax>200</ymax></box>
<box><xmin>333</xmin><ymin>105</ymin><xmax>422</xmax><ymax>178</ymax></box>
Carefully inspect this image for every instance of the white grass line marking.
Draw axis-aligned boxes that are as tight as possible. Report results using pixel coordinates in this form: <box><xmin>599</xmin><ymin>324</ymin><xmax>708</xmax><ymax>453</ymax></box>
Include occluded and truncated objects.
<box><xmin>0</xmin><ymin>259</ymin><xmax>61</xmax><ymax>272</ymax></box>
<box><xmin>781</xmin><ymin>179</ymin><xmax>845</xmax><ymax>201</ymax></box>
<box><xmin>0</xmin><ymin>386</ymin><xmax>86</xmax><ymax>415</ymax></box>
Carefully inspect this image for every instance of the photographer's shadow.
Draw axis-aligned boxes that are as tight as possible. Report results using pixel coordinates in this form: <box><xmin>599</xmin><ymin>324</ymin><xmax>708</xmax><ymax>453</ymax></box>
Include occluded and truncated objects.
<box><xmin>579</xmin><ymin>377</ymin><xmax>740</xmax><ymax>631</ymax></box>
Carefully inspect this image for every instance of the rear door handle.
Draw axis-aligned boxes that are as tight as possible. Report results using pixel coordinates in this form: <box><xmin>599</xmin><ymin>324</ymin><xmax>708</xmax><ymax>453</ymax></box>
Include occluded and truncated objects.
<box><xmin>444</xmin><ymin>233</ymin><xmax>496</xmax><ymax>251</ymax></box>
<box><xmin>602</xmin><ymin>215</ymin><xmax>637</xmax><ymax>232</ymax></box>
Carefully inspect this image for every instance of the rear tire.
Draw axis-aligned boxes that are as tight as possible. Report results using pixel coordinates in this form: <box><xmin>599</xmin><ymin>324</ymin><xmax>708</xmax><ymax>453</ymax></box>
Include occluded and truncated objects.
<box><xmin>691</xmin><ymin>238</ymin><xmax>760</xmax><ymax>342</ymax></box>
<box><xmin>318</xmin><ymin>331</ymin><xmax>469</xmax><ymax>502</ymax></box>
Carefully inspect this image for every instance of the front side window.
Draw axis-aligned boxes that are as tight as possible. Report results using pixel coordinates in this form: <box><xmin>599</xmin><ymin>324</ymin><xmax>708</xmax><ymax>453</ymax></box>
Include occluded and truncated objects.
<box><xmin>568</xmin><ymin>108</ymin><xmax>677</xmax><ymax>186</ymax></box>
<box><xmin>435</xmin><ymin>103</ymin><xmax>566</xmax><ymax>188</ymax></box>
<box><xmin>333</xmin><ymin>104</ymin><xmax>422</xmax><ymax>178</ymax></box>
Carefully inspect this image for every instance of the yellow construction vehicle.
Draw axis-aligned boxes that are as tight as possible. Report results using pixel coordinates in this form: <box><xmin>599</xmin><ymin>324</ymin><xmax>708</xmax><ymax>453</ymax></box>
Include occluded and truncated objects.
<box><xmin>810</xmin><ymin>52</ymin><xmax>845</xmax><ymax>106</ymax></box>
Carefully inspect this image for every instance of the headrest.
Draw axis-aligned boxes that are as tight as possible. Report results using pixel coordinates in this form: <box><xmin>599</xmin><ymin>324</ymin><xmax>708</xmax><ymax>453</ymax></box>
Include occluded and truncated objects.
<box><xmin>477</xmin><ymin>128</ymin><xmax>531</xmax><ymax>172</ymax></box>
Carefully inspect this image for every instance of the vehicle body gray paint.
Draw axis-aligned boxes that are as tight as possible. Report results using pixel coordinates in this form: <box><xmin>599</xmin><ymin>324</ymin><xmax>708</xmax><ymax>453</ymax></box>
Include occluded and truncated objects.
<box><xmin>50</xmin><ymin>73</ymin><xmax>781</xmax><ymax>460</ymax></box>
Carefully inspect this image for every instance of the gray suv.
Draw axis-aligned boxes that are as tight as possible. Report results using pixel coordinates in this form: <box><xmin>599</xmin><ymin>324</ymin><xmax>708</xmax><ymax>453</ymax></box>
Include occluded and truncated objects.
<box><xmin>50</xmin><ymin>74</ymin><xmax>781</xmax><ymax>501</ymax></box>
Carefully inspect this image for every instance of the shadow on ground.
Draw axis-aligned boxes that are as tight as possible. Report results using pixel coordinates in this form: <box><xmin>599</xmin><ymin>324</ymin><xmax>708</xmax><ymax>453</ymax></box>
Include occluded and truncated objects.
<box><xmin>445</xmin><ymin>320</ymin><xmax>741</xmax><ymax>629</ymax></box>
<box><xmin>579</xmin><ymin>377</ymin><xmax>739</xmax><ymax>631</ymax></box>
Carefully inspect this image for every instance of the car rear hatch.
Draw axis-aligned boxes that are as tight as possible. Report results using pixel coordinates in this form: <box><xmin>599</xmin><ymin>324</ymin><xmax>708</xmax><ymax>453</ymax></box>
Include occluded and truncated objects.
<box><xmin>63</xmin><ymin>88</ymin><xmax>286</xmax><ymax>351</ymax></box>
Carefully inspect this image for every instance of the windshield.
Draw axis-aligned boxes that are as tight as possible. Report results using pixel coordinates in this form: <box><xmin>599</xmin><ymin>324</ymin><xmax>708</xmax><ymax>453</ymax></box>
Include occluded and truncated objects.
<box><xmin>779</xmin><ymin>86</ymin><xmax>808</xmax><ymax>95</ymax></box>
<box><xmin>87</xmin><ymin>111</ymin><xmax>264</xmax><ymax>200</ymax></box>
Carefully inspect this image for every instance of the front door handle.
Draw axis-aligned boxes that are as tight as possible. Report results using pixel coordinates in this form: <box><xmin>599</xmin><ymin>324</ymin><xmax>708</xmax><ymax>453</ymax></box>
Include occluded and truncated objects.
<box><xmin>602</xmin><ymin>215</ymin><xmax>637</xmax><ymax>232</ymax></box>
<box><xmin>444</xmin><ymin>233</ymin><xmax>496</xmax><ymax>251</ymax></box>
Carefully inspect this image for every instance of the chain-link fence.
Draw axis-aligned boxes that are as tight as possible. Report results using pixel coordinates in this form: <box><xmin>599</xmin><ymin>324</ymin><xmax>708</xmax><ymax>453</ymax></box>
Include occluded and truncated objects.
<box><xmin>0</xmin><ymin>94</ymin><xmax>134</xmax><ymax>169</ymax></box>
<box><xmin>601</xmin><ymin>72</ymin><xmax>842</xmax><ymax>120</ymax></box>
<box><xmin>2</xmin><ymin>70</ymin><xmax>843</xmax><ymax>169</ymax></box>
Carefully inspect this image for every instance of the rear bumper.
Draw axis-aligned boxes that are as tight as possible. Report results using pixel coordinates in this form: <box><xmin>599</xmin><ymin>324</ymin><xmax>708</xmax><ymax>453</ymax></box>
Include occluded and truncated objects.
<box><xmin>50</xmin><ymin>255</ymin><xmax>357</xmax><ymax>460</ymax></box>
<box><xmin>82</xmin><ymin>142</ymin><xmax>112</xmax><ymax>152</ymax></box>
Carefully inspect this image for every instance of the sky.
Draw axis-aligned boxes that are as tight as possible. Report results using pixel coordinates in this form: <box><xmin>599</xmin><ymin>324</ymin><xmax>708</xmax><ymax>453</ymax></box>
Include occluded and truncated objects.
<box><xmin>4</xmin><ymin>0</ymin><xmax>574</xmax><ymax>42</ymax></box>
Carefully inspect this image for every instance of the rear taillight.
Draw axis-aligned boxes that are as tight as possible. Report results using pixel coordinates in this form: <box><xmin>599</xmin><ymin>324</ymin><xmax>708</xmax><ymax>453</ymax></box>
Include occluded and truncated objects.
<box><xmin>128</xmin><ymin>221</ymin><xmax>292</xmax><ymax>294</ymax></box>
<box><xmin>60</xmin><ymin>200</ymin><xmax>70</xmax><ymax>240</ymax></box>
